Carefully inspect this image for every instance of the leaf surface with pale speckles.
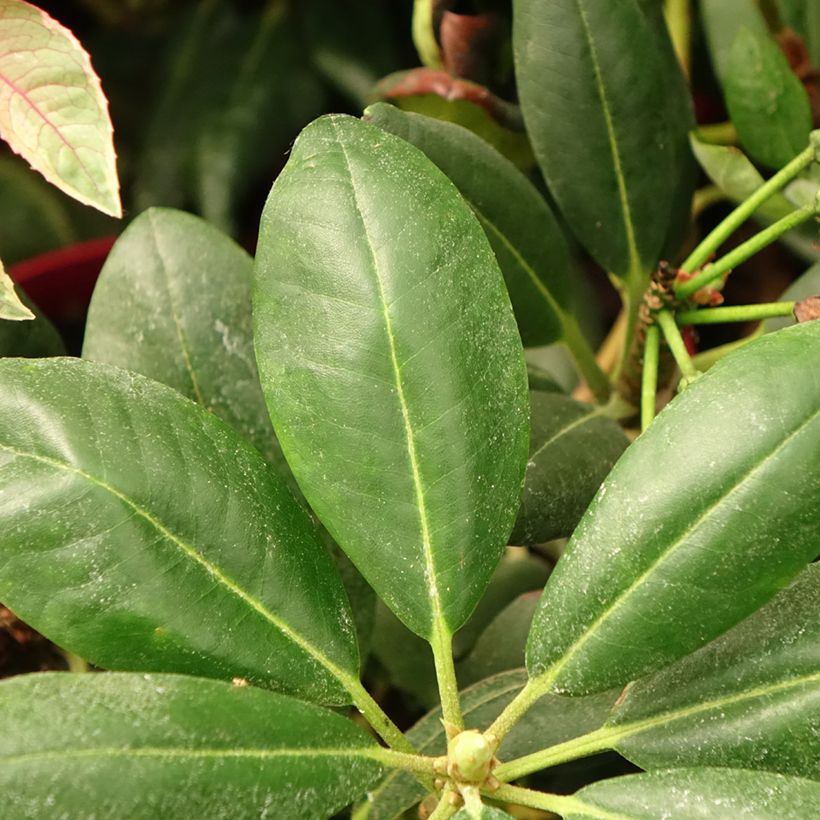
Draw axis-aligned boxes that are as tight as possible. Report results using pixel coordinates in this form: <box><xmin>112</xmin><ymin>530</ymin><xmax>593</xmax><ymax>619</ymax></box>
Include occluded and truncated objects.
<box><xmin>0</xmin><ymin>357</ymin><xmax>358</xmax><ymax>705</ymax></box>
<box><xmin>527</xmin><ymin>322</ymin><xmax>820</xmax><ymax>695</ymax></box>
<box><xmin>0</xmin><ymin>673</ymin><xmax>382</xmax><ymax>819</ymax></box>
<box><xmin>253</xmin><ymin>114</ymin><xmax>529</xmax><ymax>640</ymax></box>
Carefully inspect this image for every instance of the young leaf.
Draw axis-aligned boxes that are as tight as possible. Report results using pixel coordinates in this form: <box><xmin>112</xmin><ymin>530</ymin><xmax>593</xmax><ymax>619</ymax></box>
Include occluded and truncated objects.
<box><xmin>0</xmin><ymin>259</ymin><xmax>34</xmax><ymax>321</ymax></box>
<box><xmin>511</xmin><ymin>393</ymin><xmax>629</xmax><ymax>546</ymax></box>
<box><xmin>360</xmin><ymin>670</ymin><xmax>615</xmax><ymax>820</ymax></box>
<box><xmin>567</xmin><ymin>768</ymin><xmax>820</xmax><ymax>819</ymax></box>
<box><xmin>700</xmin><ymin>0</ymin><xmax>768</xmax><ymax>82</ymax></box>
<box><xmin>0</xmin><ymin>358</ymin><xmax>359</xmax><ymax>705</ymax></box>
<box><xmin>724</xmin><ymin>27</ymin><xmax>812</xmax><ymax>170</ymax></box>
<box><xmin>364</xmin><ymin>102</ymin><xmax>574</xmax><ymax>346</ymax></box>
<box><xmin>513</xmin><ymin>0</ymin><xmax>680</xmax><ymax>279</ymax></box>
<box><xmin>0</xmin><ymin>673</ymin><xmax>383</xmax><ymax>819</ymax></box>
<box><xmin>254</xmin><ymin>114</ymin><xmax>529</xmax><ymax>641</ymax></box>
<box><xmin>527</xmin><ymin>322</ymin><xmax>820</xmax><ymax>695</ymax></box>
<box><xmin>83</xmin><ymin>208</ymin><xmax>284</xmax><ymax>474</ymax></box>
<box><xmin>606</xmin><ymin>564</ymin><xmax>820</xmax><ymax>778</ymax></box>
<box><xmin>0</xmin><ymin>0</ymin><xmax>121</xmax><ymax>216</ymax></box>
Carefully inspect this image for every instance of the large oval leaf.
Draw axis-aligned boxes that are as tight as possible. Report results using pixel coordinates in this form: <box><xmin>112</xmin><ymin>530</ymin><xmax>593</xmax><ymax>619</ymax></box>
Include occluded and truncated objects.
<box><xmin>511</xmin><ymin>392</ymin><xmax>629</xmax><ymax>546</ymax></box>
<box><xmin>567</xmin><ymin>768</ymin><xmax>820</xmax><ymax>819</ymax></box>
<box><xmin>0</xmin><ymin>357</ymin><xmax>358</xmax><ymax>704</ymax></box>
<box><xmin>513</xmin><ymin>0</ymin><xmax>680</xmax><ymax>278</ymax></box>
<box><xmin>607</xmin><ymin>563</ymin><xmax>820</xmax><ymax>778</ymax></box>
<box><xmin>0</xmin><ymin>672</ymin><xmax>382</xmax><ymax>819</ymax></box>
<box><xmin>83</xmin><ymin>207</ymin><xmax>285</xmax><ymax>474</ymax></box>
<box><xmin>527</xmin><ymin>321</ymin><xmax>820</xmax><ymax>695</ymax></box>
<box><xmin>0</xmin><ymin>290</ymin><xmax>63</xmax><ymax>355</ymax></box>
<box><xmin>253</xmin><ymin>114</ymin><xmax>528</xmax><ymax>640</ymax></box>
<box><xmin>724</xmin><ymin>27</ymin><xmax>812</xmax><ymax>170</ymax></box>
<box><xmin>700</xmin><ymin>0</ymin><xmax>768</xmax><ymax>82</ymax></box>
<box><xmin>363</xmin><ymin>102</ymin><xmax>573</xmax><ymax>346</ymax></box>
<box><xmin>0</xmin><ymin>1</ymin><xmax>120</xmax><ymax>216</ymax></box>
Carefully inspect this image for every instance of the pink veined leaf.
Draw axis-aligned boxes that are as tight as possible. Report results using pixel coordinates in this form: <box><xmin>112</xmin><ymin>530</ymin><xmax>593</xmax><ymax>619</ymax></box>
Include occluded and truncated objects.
<box><xmin>0</xmin><ymin>0</ymin><xmax>121</xmax><ymax>217</ymax></box>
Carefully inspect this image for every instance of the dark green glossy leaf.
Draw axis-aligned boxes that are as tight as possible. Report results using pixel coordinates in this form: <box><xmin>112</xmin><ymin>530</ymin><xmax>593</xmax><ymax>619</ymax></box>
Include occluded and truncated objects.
<box><xmin>458</xmin><ymin>593</ymin><xmax>540</xmax><ymax>687</ymax></box>
<box><xmin>513</xmin><ymin>0</ymin><xmax>680</xmax><ymax>278</ymax></box>
<box><xmin>359</xmin><ymin>670</ymin><xmax>615</xmax><ymax>820</ymax></box>
<box><xmin>0</xmin><ymin>673</ymin><xmax>382</xmax><ymax>819</ymax></box>
<box><xmin>764</xmin><ymin>261</ymin><xmax>820</xmax><ymax>332</ymax></box>
<box><xmin>83</xmin><ymin>208</ymin><xmax>284</xmax><ymax>475</ymax></box>
<box><xmin>700</xmin><ymin>0</ymin><xmax>768</xmax><ymax>82</ymax></box>
<box><xmin>390</xmin><ymin>94</ymin><xmax>535</xmax><ymax>172</ymax></box>
<box><xmin>527</xmin><ymin>322</ymin><xmax>820</xmax><ymax>695</ymax></box>
<box><xmin>567</xmin><ymin>769</ymin><xmax>820</xmax><ymax>819</ymax></box>
<box><xmin>0</xmin><ymin>290</ymin><xmax>64</xmax><ymax>357</ymax></box>
<box><xmin>364</xmin><ymin>102</ymin><xmax>573</xmax><ymax>346</ymax></box>
<box><xmin>511</xmin><ymin>393</ymin><xmax>629</xmax><ymax>546</ymax></box>
<box><xmin>724</xmin><ymin>27</ymin><xmax>812</xmax><ymax>170</ymax></box>
<box><xmin>0</xmin><ymin>357</ymin><xmax>358</xmax><ymax>704</ymax></box>
<box><xmin>606</xmin><ymin>564</ymin><xmax>820</xmax><ymax>778</ymax></box>
<box><xmin>526</xmin><ymin>362</ymin><xmax>564</xmax><ymax>393</ymax></box>
<box><xmin>254</xmin><ymin>114</ymin><xmax>529</xmax><ymax>640</ymax></box>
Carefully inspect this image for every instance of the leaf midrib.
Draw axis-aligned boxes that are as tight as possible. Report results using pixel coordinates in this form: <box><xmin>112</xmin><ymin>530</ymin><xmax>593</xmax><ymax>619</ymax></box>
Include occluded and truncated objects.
<box><xmin>0</xmin><ymin>442</ymin><xmax>352</xmax><ymax>689</ymax></box>
<box><xmin>535</xmin><ymin>404</ymin><xmax>819</xmax><ymax>689</ymax></box>
<box><xmin>329</xmin><ymin>118</ymin><xmax>444</xmax><ymax>638</ymax></box>
<box><xmin>575</xmin><ymin>0</ymin><xmax>643</xmax><ymax>279</ymax></box>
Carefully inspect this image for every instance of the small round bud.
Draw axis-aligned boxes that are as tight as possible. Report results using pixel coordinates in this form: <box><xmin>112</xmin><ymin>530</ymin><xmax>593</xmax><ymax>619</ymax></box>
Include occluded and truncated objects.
<box><xmin>447</xmin><ymin>730</ymin><xmax>494</xmax><ymax>783</ymax></box>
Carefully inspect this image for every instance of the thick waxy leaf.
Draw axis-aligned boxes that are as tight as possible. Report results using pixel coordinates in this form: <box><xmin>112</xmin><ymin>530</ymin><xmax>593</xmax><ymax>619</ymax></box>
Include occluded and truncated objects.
<box><xmin>605</xmin><ymin>564</ymin><xmax>820</xmax><ymax>778</ymax></box>
<box><xmin>0</xmin><ymin>357</ymin><xmax>358</xmax><ymax>704</ymax></box>
<box><xmin>724</xmin><ymin>27</ymin><xmax>812</xmax><ymax>170</ymax></box>
<box><xmin>254</xmin><ymin>114</ymin><xmax>529</xmax><ymax>640</ymax></box>
<box><xmin>359</xmin><ymin>670</ymin><xmax>615</xmax><ymax>820</ymax></box>
<box><xmin>0</xmin><ymin>1</ymin><xmax>120</xmax><ymax>216</ymax></box>
<box><xmin>0</xmin><ymin>673</ymin><xmax>382</xmax><ymax>819</ymax></box>
<box><xmin>700</xmin><ymin>0</ymin><xmax>768</xmax><ymax>82</ymax></box>
<box><xmin>567</xmin><ymin>769</ymin><xmax>820</xmax><ymax>819</ymax></box>
<box><xmin>0</xmin><ymin>259</ymin><xmax>33</xmax><ymax>321</ymax></box>
<box><xmin>511</xmin><ymin>393</ymin><xmax>629</xmax><ymax>545</ymax></box>
<box><xmin>764</xmin><ymin>261</ymin><xmax>820</xmax><ymax>332</ymax></box>
<box><xmin>527</xmin><ymin>322</ymin><xmax>820</xmax><ymax>695</ymax></box>
<box><xmin>0</xmin><ymin>289</ymin><xmax>63</xmax><ymax>355</ymax></box>
<box><xmin>364</xmin><ymin>103</ymin><xmax>573</xmax><ymax>346</ymax></box>
<box><xmin>83</xmin><ymin>208</ymin><xmax>283</xmax><ymax>473</ymax></box>
<box><xmin>513</xmin><ymin>0</ymin><xmax>679</xmax><ymax>278</ymax></box>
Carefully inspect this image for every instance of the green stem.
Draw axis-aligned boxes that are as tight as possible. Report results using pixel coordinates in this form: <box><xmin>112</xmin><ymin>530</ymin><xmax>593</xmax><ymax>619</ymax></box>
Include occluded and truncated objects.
<box><xmin>613</xmin><ymin>261</ymin><xmax>650</xmax><ymax>385</ymax></box>
<box><xmin>346</xmin><ymin>678</ymin><xmax>417</xmax><ymax>755</ymax></box>
<box><xmin>485</xmin><ymin>678</ymin><xmax>544</xmax><ymax>744</ymax></box>
<box><xmin>412</xmin><ymin>0</ymin><xmax>442</xmax><ymax>69</ymax></box>
<box><xmin>366</xmin><ymin>747</ymin><xmax>439</xmax><ymax>775</ymax></box>
<box><xmin>677</xmin><ymin>199</ymin><xmax>819</xmax><ymax>298</ymax></box>
<box><xmin>430</xmin><ymin>623</ymin><xmax>464</xmax><ymax>732</ymax></box>
<box><xmin>562</xmin><ymin>314</ymin><xmax>611</xmax><ymax>403</ymax></box>
<box><xmin>664</xmin><ymin>0</ymin><xmax>691</xmax><ymax>76</ymax></box>
<box><xmin>656</xmin><ymin>310</ymin><xmax>700</xmax><ymax>383</ymax></box>
<box><xmin>692</xmin><ymin>185</ymin><xmax>726</xmax><ymax>218</ymax></box>
<box><xmin>641</xmin><ymin>324</ymin><xmax>660</xmax><ymax>432</ymax></box>
<box><xmin>63</xmin><ymin>650</ymin><xmax>90</xmax><ymax>674</ymax></box>
<box><xmin>694</xmin><ymin>121</ymin><xmax>737</xmax><ymax>145</ymax></box>
<box><xmin>488</xmin><ymin>784</ymin><xmax>588</xmax><ymax>817</ymax></box>
<box><xmin>692</xmin><ymin>328</ymin><xmax>762</xmax><ymax>371</ymax></box>
<box><xmin>676</xmin><ymin>301</ymin><xmax>795</xmax><ymax>325</ymax></box>
<box><xmin>429</xmin><ymin>786</ymin><xmax>459</xmax><ymax>820</ymax></box>
<box><xmin>493</xmin><ymin>727</ymin><xmax>613</xmax><ymax>783</ymax></box>
<box><xmin>680</xmin><ymin>142</ymin><xmax>816</xmax><ymax>275</ymax></box>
